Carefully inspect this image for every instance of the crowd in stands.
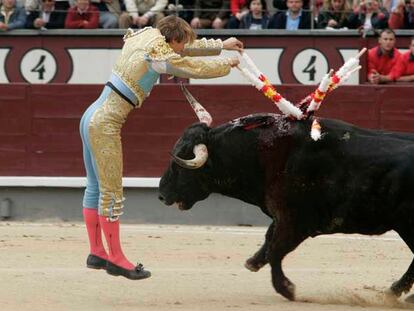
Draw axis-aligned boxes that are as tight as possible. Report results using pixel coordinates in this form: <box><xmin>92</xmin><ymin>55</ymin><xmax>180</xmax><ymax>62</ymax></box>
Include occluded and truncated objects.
<box><xmin>0</xmin><ymin>0</ymin><xmax>412</xmax><ymax>30</ymax></box>
<box><xmin>0</xmin><ymin>0</ymin><xmax>412</xmax><ymax>82</ymax></box>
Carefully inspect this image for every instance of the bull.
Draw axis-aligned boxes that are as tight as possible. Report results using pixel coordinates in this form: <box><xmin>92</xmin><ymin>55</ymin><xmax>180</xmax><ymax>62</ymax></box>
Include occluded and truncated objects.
<box><xmin>158</xmin><ymin>86</ymin><xmax>414</xmax><ymax>301</ymax></box>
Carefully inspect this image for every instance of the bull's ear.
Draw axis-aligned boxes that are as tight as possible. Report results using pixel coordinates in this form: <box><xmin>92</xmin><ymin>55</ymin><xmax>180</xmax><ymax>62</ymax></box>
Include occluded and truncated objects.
<box><xmin>180</xmin><ymin>83</ymin><xmax>213</xmax><ymax>127</ymax></box>
<box><xmin>171</xmin><ymin>144</ymin><xmax>208</xmax><ymax>169</ymax></box>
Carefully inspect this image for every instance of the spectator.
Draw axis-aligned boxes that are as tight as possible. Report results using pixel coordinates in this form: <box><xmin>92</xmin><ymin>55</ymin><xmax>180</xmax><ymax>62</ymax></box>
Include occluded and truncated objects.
<box><xmin>190</xmin><ymin>0</ymin><xmax>230</xmax><ymax>29</ymax></box>
<box><xmin>383</xmin><ymin>0</ymin><xmax>400</xmax><ymax>12</ymax></box>
<box><xmin>239</xmin><ymin>0</ymin><xmax>269</xmax><ymax>29</ymax></box>
<box><xmin>0</xmin><ymin>0</ymin><xmax>26</xmax><ymax>30</ymax></box>
<box><xmin>389</xmin><ymin>0</ymin><xmax>414</xmax><ymax>29</ymax></box>
<box><xmin>166</xmin><ymin>0</ymin><xmax>194</xmax><ymax>23</ymax></box>
<box><xmin>317</xmin><ymin>0</ymin><xmax>351</xmax><ymax>29</ymax></box>
<box><xmin>65</xmin><ymin>0</ymin><xmax>99</xmax><ymax>28</ymax></box>
<box><xmin>26</xmin><ymin>0</ymin><xmax>67</xmax><ymax>29</ymax></box>
<box><xmin>349</xmin><ymin>0</ymin><xmax>359</xmax><ymax>10</ymax></box>
<box><xmin>90</xmin><ymin>0</ymin><xmax>122</xmax><ymax>28</ymax></box>
<box><xmin>347</xmin><ymin>0</ymin><xmax>389</xmax><ymax>31</ymax></box>
<box><xmin>119</xmin><ymin>0</ymin><xmax>167</xmax><ymax>28</ymax></box>
<box><xmin>273</xmin><ymin>0</ymin><xmax>309</xmax><ymax>10</ymax></box>
<box><xmin>367</xmin><ymin>28</ymin><xmax>401</xmax><ymax>84</ymax></box>
<box><xmin>268</xmin><ymin>0</ymin><xmax>311</xmax><ymax>29</ymax></box>
<box><xmin>389</xmin><ymin>37</ymin><xmax>414</xmax><ymax>81</ymax></box>
<box><xmin>265</xmin><ymin>0</ymin><xmax>276</xmax><ymax>14</ymax></box>
<box><xmin>25</xmin><ymin>0</ymin><xmax>70</xmax><ymax>14</ymax></box>
<box><xmin>228</xmin><ymin>0</ymin><xmax>248</xmax><ymax>28</ymax></box>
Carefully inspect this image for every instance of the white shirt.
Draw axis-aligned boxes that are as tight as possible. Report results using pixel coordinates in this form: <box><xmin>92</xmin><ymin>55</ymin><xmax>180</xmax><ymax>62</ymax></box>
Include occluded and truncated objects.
<box><xmin>42</xmin><ymin>11</ymin><xmax>51</xmax><ymax>23</ymax></box>
<box><xmin>364</xmin><ymin>12</ymin><xmax>373</xmax><ymax>30</ymax></box>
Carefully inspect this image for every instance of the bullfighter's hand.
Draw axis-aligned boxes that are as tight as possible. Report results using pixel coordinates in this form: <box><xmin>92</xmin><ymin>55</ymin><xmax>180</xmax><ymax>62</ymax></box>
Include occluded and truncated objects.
<box><xmin>228</xmin><ymin>57</ymin><xmax>240</xmax><ymax>67</ymax></box>
<box><xmin>223</xmin><ymin>37</ymin><xmax>244</xmax><ymax>52</ymax></box>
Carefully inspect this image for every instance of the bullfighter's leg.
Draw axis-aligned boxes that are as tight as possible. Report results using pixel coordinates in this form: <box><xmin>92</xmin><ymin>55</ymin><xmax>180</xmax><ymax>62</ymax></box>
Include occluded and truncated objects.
<box><xmin>390</xmin><ymin>228</ymin><xmax>414</xmax><ymax>297</ymax></box>
<box><xmin>267</xmin><ymin>222</ymin><xmax>306</xmax><ymax>301</ymax></box>
<box><xmin>87</xmin><ymin>94</ymin><xmax>150</xmax><ymax>280</ymax></box>
<box><xmin>245</xmin><ymin>221</ymin><xmax>274</xmax><ymax>272</ymax></box>
<box><xmin>80</xmin><ymin>99</ymin><xmax>109</xmax><ymax>269</ymax></box>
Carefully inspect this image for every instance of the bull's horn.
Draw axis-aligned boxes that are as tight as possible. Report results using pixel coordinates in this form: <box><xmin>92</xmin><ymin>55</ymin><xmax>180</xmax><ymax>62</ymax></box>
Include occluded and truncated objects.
<box><xmin>180</xmin><ymin>84</ymin><xmax>212</xmax><ymax>127</ymax></box>
<box><xmin>172</xmin><ymin>144</ymin><xmax>208</xmax><ymax>169</ymax></box>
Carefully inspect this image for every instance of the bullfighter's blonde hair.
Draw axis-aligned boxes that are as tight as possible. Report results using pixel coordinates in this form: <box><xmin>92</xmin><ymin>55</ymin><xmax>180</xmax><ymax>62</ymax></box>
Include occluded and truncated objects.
<box><xmin>156</xmin><ymin>15</ymin><xmax>196</xmax><ymax>44</ymax></box>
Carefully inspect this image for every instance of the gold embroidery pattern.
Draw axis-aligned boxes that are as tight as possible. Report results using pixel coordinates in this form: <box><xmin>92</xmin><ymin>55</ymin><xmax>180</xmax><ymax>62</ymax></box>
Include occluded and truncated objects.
<box><xmin>123</xmin><ymin>27</ymin><xmax>151</xmax><ymax>41</ymax></box>
<box><xmin>183</xmin><ymin>38</ymin><xmax>223</xmax><ymax>57</ymax></box>
<box><xmin>168</xmin><ymin>57</ymin><xmax>231</xmax><ymax>79</ymax></box>
<box><xmin>148</xmin><ymin>38</ymin><xmax>179</xmax><ymax>61</ymax></box>
<box><xmin>88</xmin><ymin>91</ymin><xmax>133</xmax><ymax>218</ymax></box>
<box><xmin>113</xmin><ymin>28</ymin><xmax>169</xmax><ymax>107</ymax></box>
<box><xmin>114</xmin><ymin>69</ymin><xmax>147</xmax><ymax>107</ymax></box>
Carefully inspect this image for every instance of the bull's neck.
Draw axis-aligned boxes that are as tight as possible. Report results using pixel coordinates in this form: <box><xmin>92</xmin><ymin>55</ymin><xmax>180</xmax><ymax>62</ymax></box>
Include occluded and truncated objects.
<box><xmin>206</xmin><ymin>123</ymin><xmax>267</xmax><ymax>208</ymax></box>
<box><xmin>208</xmin><ymin>167</ymin><xmax>265</xmax><ymax>209</ymax></box>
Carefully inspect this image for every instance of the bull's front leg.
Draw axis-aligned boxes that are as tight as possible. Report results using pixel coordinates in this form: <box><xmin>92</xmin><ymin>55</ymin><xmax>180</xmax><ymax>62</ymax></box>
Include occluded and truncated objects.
<box><xmin>267</xmin><ymin>223</ymin><xmax>306</xmax><ymax>301</ymax></box>
<box><xmin>390</xmin><ymin>260</ymin><xmax>414</xmax><ymax>297</ymax></box>
<box><xmin>389</xmin><ymin>229</ymin><xmax>414</xmax><ymax>299</ymax></box>
<box><xmin>245</xmin><ymin>221</ymin><xmax>275</xmax><ymax>272</ymax></box>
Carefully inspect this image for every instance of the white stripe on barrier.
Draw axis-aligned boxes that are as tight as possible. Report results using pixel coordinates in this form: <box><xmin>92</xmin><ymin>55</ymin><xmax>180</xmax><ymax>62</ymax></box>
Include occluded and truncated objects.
<box><xmin>0</xmin><ymin>177</ymin><xmax>160</xmax><ymax>188</ymax></box>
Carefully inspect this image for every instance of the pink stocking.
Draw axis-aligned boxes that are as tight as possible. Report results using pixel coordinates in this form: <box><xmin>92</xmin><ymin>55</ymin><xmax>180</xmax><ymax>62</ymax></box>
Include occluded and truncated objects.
<box><xmin>83</xmin><ymin>208</ymin><xmax>108</xmax><ymax>259</ymax></box>
<box><xmin>99</xmin><ymin>216</ymin><xmax>134</xmax><ymax>270</ymax></box>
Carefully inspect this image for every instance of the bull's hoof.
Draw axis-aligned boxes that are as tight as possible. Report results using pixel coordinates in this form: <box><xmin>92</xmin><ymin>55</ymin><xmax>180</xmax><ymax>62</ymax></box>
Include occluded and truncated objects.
<box><xmin>275</xmin><ymin>278</ymin><xmax>296</xmax><ymax>301</ymax></box>
<box><xmin>244</xmin><ymin>257</ymin><xmax>265</xmax><ymax>272</ymax></box>
<box><xmin>405</xmin><ymin>294</ymin><xmax>414</xmax><ymax>303</ymax></box>
<box><xmin>390</xmin><ymin>280</ymin><xmax>411</xmax><ymax>297</ymax></box>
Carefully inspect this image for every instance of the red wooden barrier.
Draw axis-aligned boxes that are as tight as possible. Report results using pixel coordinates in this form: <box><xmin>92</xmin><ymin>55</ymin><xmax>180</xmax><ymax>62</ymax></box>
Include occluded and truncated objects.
<box><xmin>0</xmin><ymin>83</ymin><xmax>413</xmax><ymax>177</ymax></box>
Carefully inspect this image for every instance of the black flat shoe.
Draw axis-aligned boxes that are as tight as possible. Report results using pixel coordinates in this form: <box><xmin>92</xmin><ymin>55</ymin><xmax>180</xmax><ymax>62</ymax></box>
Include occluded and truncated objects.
<box><xmin>86</xmin><ymin>254</ymin><xmax>108</xmax><ymax>270</ymax></box>
<box><xmin>106</xmin><ymin>261</ymin><xmax>151</xmax><ymax>280</ymax></box>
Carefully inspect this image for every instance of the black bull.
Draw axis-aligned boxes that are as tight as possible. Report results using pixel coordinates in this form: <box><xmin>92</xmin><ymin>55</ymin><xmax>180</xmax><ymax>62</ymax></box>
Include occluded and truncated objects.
<box><xmin>158</xmin><ymin>112</ymin><xmax>414</xmax><ymax>301</ymax></box>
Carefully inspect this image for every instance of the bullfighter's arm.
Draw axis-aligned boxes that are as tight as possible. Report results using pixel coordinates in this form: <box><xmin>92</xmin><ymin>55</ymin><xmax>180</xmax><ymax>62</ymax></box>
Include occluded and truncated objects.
<box><xmin>147</xmin><ymin>38</ymin><xmax>231</xmax><ymax>79</ymax></box>
<box><xmin>181</xmin><ymin>38</ymin><xmax>224</xmax><ymax>57</ymax></box>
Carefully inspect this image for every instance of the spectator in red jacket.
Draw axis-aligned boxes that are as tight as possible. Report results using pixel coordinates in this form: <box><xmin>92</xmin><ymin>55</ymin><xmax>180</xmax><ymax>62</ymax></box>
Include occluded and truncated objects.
<box><xmin>389</xmin><ymin>37</ymin><xmax>414</xmax><ymax>81</ymax></box>
<box><xmin>65</xmin><ymin>0</ymin><xmax>99</xmax><ymax>29</ymax></box>
<box><xmin>367</xmin><ymin>28</ymin><xmax>401</xmax><ymax>84</ymax></box>
<box><xmin>228</xmin><ymin>0</ymin><xmax>248</xmax><ymax>28</ymax></box>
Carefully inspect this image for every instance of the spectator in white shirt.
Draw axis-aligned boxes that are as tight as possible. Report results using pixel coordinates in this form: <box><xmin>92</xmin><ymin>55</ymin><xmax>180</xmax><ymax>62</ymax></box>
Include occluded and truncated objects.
<box><xmin>119</xmin><ymin>0</ymin><xmax>167</xmax><ymax>28</ymax></box>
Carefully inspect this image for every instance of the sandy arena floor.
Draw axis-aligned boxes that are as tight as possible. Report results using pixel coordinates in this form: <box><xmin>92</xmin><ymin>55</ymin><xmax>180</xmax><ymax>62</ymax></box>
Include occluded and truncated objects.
<box><xmin>0</xmin><ymin>222</ymin><xmax>413</xmax><ymax>311</ymax></box>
